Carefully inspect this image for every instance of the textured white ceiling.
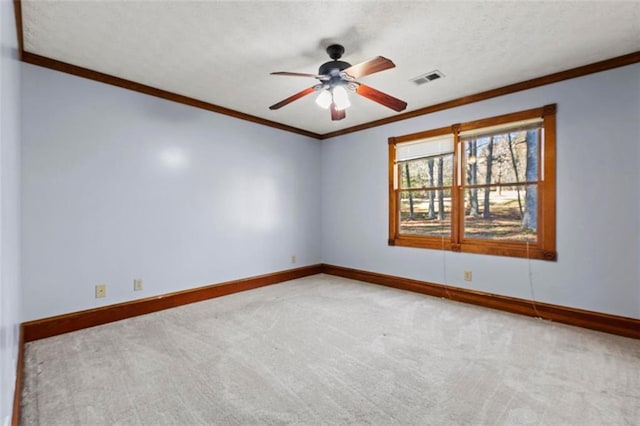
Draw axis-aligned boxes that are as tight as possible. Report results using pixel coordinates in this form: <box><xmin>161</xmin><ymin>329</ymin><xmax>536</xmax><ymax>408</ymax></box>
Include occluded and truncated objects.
<box><xmin>21</xmin><ymin>0</ymin><xmax>640</xmax><ymax>136</ymax></box>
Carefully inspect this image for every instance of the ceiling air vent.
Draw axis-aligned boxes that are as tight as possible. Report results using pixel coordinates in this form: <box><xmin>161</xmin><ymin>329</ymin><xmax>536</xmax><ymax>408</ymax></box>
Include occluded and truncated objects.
<box><xmin>411</xmin><ymin>70</ymin><xmax>444</xmax><ymax>86</ymax></box>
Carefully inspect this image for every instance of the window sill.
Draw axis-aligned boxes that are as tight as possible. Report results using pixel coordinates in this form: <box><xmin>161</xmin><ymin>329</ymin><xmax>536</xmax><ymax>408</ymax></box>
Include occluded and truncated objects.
<box><xmin>389</xmin><ymin>237</ymin><xmax>557</xmax><ymax>261</ymax></box>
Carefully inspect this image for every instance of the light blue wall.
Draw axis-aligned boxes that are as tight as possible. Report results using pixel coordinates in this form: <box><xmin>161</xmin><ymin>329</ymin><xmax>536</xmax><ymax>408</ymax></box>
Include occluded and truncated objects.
<box><xmin>321</xmin><ymin>63</ymin><xmax>640</xmax><ymax>319</ymax></box>
<box><xmin>19</xmin><ymin>51</ymin><xmax>640</xmax><ymax>324</ymax></box>
<box><xmin>0</xmin><ymin>0</ymin><xmax>21</xmax><ymax>422</ymax></box>
<box><xmin>21</xmin><ymin>63</ymin><xmax>322</xmax><ymax>321</ymax></box>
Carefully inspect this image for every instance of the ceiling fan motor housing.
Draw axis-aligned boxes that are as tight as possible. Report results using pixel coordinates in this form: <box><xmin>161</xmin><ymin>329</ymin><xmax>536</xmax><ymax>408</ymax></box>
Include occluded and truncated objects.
<box><xmin>318</xmin><ymin>60</ymin><xmax>351</xmax><ymax>76</ymax></box>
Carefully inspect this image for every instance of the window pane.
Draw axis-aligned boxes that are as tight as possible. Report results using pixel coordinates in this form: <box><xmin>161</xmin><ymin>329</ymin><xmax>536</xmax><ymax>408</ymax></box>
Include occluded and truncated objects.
<box><xmin>399</xmin><ymin>189</ymin><xmax>451</xmax><ymax>236</ymax></box>
<box><xmin>463</xmin><ymin>184</ymin><xmax>537</xmax><ymax>242</ymax></box>
<box><xmin>399</xmin><ymin>153</ymin><xmax>453</xmax><ymax>189</ymax></box>
<box><xmin>463</xmin><ymin>129</ymin><xmax>539</xmax><ymax>186</ymax></box>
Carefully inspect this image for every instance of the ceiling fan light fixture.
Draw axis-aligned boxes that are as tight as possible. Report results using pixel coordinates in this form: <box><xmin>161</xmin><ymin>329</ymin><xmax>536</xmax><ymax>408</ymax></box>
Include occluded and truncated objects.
<box><xmin>332</xmin><ymin>85</ymin><xmax>350</xmax><ymax>111</ymax></box>
<box><xmin>315</xmin><ymin>89</ymin><xmax>332</xmax><ymax>109</ymax></box>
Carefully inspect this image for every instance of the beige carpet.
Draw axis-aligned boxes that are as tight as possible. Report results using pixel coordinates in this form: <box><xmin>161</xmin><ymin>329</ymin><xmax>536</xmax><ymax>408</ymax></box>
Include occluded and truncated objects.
<box><xmin>21</xmin><ymin>274</ymin><xmax>640</xmax><ymax>425</ymax></box>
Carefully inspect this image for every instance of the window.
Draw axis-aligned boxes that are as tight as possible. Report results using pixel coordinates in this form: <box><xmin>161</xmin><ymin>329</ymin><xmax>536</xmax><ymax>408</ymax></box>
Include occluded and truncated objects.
<box><xmin>388</xmin><ymin>105</ymin><xmax>556</xmax><ymax>260</ymax></box>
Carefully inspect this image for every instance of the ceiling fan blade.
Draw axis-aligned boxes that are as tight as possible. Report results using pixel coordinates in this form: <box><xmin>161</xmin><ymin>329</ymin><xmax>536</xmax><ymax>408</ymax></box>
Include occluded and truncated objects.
<box><xmin>269</xmin><ymin>86</ymin><xmax>316</xmax><ymax>110</ymax></box>
<box><xmin>331</xmin><ymin>103</ymin><xmax>346</xmax><ymax>121</ymax></box>
<box><xmin>271</xmin><ymin>72</ymin><xmax>326</xmax><ymax>79</ymax></box>
<box><xmin>356</xmin><ymin>84</ymin><xmax>407</xmax><ymax>112</ymax></box>
<box><xmin>343</xmin><ymin>56</ymin><xmax>395</xmax><ymax>79</ymax></box>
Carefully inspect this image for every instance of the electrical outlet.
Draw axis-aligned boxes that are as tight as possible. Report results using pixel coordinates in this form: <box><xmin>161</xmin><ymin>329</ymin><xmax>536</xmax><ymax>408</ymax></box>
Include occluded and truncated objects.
<box><xmin>464</xmin><ymin>271</ymin><xmax>472</xmax><ymax>281</ymax></box>
<box><xmin>95</xmin><ymin>284</ymin><xmax>107</xmax><ymax>298</ymax></box>
<box><xmin>291</xmin><ymin>255</ymin><xmax>296</xmax><ymax>264</ymax></box>
<box><xmin>133</xmin><ymin>278</ymin><xmax>143</xmax><ymax>291</ymax></box>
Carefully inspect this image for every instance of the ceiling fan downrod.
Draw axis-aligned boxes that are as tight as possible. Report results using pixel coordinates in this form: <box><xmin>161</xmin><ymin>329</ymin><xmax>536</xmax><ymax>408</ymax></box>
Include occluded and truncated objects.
<box><xmin>318</xmin><ymin>44</ymin><xmax>352</xmax><ymax>76</ymax></box>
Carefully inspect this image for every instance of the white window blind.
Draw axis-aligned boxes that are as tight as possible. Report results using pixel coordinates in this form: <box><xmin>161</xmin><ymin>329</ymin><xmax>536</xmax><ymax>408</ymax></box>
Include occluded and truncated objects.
<box><xmin>396</xmin><ymin>134</ymin><xmax>454</xmax><ymax>162</ymax></box>
<box><xmin>459</xmin><ymin>118</ymin><xmax>543</xmax><ymax>140</ymax></box>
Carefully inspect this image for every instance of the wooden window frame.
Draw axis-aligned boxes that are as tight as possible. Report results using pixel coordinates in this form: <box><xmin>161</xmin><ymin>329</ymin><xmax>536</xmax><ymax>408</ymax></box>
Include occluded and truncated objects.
<box><xmin>389</xmin><ymin>104</ymin><xmax>557</xmax><ymax>261</ymax></box>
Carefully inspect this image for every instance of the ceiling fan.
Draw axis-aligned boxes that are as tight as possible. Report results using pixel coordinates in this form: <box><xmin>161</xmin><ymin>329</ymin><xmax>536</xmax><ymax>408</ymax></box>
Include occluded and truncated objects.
<box><xmin>269</xmin><ymin>44</ymin><xmax>407</xmax><ymax>121</ymax></box>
